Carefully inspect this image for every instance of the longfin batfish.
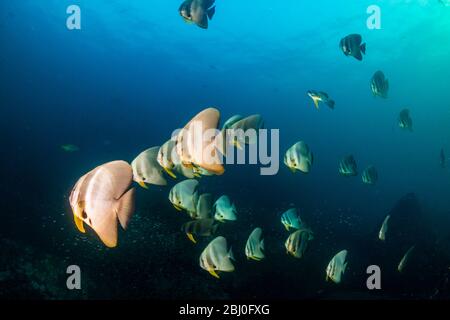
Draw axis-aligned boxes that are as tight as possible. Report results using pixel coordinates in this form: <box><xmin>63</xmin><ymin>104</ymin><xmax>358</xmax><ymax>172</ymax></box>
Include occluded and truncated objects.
<box><xmin>176</xmin><ymin>108</ymin><xmax>224</xmax><ymax>175</ymax></box>
<box><xmin>69</xmin><ymin>161</ymin><xmax>135</xmax><ymax>248</ymax></box>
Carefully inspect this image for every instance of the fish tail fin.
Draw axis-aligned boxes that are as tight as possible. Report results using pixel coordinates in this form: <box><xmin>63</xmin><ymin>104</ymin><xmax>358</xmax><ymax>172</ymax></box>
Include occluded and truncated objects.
<box><xmin>207</xmin><ymin>6</ymin><xmax>216</xmax><ymax>20</ymax></box>
<box><xmin>360</xmin><ymin>43</ymin><xmax>366</xmax><ymax>55</ymax></box>
<box><xmin>327</xmin><ymin>99</ymin><xmax>335</xmax><ymax>109</ymax></box>
<box><xmin>116</xmin><ymin>188</ymin><xmax>136</xmax><ymax>230</ymax></box>
<box><xmin>343</xmin><ymin>262</ymin><xmax>348</xmax><ymax>274</ymax></box>
<box><xmin>260</xmin><ymin>239</ymin><xmax>265</xmax><ymax>250</ymax></box>
<box><xmin>228</xmin><ymin>247</ymin><xmax>235</xmax><ymax>261</ymax></box>
<box><xmin>298</xmin><ymin>215</ymin><xmax>304</xmax><ymax>228</ymax></box>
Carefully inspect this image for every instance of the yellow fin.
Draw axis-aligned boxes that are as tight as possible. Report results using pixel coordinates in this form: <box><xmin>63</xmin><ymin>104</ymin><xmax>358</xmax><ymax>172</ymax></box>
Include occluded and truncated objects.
<box><xmin>312</xmin><ymin>97</ymin><xmax>320</xmax><ymax>109</ymax></box>
<box><xmin>173</xmin><ymin>204</ymin><xmax>183</xmax><ymax>211</ymax></box>
<box><xmin>163</xmin><ymin>167</ymin><xmax>177</xmax><ymax>179</ymax></box>
<box><xmin>73</xmin><ymin>211</ymin><xmax>85</xmax><ymax>233</ymax></box>
<box><xmin>137</xmin><ymin>181</ymin><xmax>148</xmax><ymax>189</ymax></box>
<box><xmin>183</xmin><ymin>163</ymin><xmax>194</xmax><ymax>169</ymax></box>
<box><xmin>249</xmin><ymin>256</ymin><xmax>261</xmax><ymax>261</ymax></box>
<box><xmin>187</xmin><ymin>233</ymin><xmax>197</xmax><ymax>244</ymax></box>
<box><xmin>208</xmin><ymin>268</ymin><xmax>220</xmax><ymax>279</ymax></box>
<box><xmin>284</xmin><ymin>224</ymin><xmax>290</xmax><ymax>231</ymax></box>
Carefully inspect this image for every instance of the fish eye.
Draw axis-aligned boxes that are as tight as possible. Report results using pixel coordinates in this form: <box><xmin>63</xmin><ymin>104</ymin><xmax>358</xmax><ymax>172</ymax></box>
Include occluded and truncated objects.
<box><xmin>142</xmin><ymin>177</ymin><xmax>146</xmax><ymax>181</ymax></box>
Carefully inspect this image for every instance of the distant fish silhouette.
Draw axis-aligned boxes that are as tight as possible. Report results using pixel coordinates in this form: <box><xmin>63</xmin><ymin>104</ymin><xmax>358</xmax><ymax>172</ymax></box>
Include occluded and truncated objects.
<box><xmin>61</xmin><ymin>144</ymin><xmax>79</xmax><ymax>152</ymax></box>
<box><xmin>370</xmin><ymin>71</ymin><xmax>389</xmax><ymax>99</ymax></box>
<box><xmin>179</xmin><ymin>0</ymin><xmax>216</xmax><ymax>29</ymax></box>
<box><xmin>339</xmin><ymin>34</ymin><xmax>366</xmax><ymax>61</ymax></box>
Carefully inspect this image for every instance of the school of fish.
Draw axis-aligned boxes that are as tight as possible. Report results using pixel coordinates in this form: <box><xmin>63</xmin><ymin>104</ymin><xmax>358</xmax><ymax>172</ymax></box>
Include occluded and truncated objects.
<box><xmin>66</xmin><ymin>1</ymin><xmax>450</xmax><ymax>286</ymax></box>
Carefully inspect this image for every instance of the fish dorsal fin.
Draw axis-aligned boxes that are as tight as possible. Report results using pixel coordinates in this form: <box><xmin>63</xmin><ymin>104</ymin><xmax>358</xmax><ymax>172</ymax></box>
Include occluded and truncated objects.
<box><xmin>116</xmin><ymin>188</ymin><xmax>136</xmax><ymax>230</ymax></box>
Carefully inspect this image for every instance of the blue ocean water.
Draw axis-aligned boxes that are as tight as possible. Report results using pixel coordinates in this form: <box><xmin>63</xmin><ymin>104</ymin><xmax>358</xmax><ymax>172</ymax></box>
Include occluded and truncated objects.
<box><xmin>1</xmin><ymin>0</ymin><xmax>450</xmax><ymax>299</ymax></box>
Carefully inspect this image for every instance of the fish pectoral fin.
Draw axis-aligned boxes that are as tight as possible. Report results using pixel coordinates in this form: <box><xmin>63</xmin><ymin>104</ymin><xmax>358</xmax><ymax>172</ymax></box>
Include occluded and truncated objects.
<box><xmin>249</xmin><ymin>256</ymin><xmax>261</xmax><ymax>261</ymax></box>
<box><xmin>163</xmin><ymin>167</ymin><xmax>177</xmax><ymax>179</ymax></box>
<box><xmin>173</xmin><ymin>204</ymin><xmax>183</xmax><ymax>211</ymax></box>
<box><xmin>73</xmin><ymin>211</ymin><xmax>86</xmax><ymax>233</ymax></box>
<box><xmin>284</xmin><ymin>224</ymin><xmax>290</xmax><ymax>231</ymax></box>
<box><xmin>289</xmin><ymin>167</ymin><xmax>296</xmax><ymax>173</ymax></box>
<box><xmin>312</xmin><ymin>97</ymin><xmax>320</xmax><ymax>109</ymax></box>
<box><xmin>137</xmin><ymin>181</ymin><xmax>149</xmax><ymax>189</ymax></box>
<box><xmin>187</xmin><ymin>233</ymin><xmax>197</xmax><ymax>244</ymax></box>
<box><xmin>208</xmin><ymin>268</ymin><xmax>220</xmax><ymax>279</ymax></box>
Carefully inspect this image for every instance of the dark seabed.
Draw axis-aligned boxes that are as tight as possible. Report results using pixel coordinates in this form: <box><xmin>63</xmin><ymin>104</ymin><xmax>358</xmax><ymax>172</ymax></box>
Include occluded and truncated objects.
<box><xmin>1</xmin><ymin>0</ymin><xmax>450</xmax><ymax>300</ymax></box>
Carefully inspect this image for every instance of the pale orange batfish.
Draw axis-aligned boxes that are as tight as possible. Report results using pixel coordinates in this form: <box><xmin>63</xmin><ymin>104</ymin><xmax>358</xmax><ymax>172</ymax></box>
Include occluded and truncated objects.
<box><xmin>69</xmin><ymin>160</ymin><xmax>135</xmax><ymax>248</ymax></box>
<box><xmin>176</xmin><ymin>108</ymin><xmax>224</xmax><ymax>175</ymax></box>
